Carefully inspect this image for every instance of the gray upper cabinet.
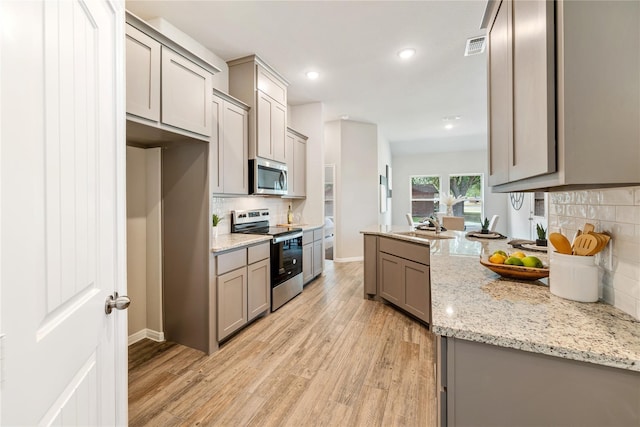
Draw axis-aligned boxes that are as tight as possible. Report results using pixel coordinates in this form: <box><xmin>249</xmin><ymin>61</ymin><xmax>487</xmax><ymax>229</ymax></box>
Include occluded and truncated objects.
<box><xmin>211</xmin><ymin>90</ymin><xmax>249</xmax><ymax>195</ymax></box>
<box><xmin>285</xmin><ymin>128</ymin><xmax>307</xmax><ymax>198</ymax></box>
<box><xmin>228</xmin><ymin>55</ymin><xmax>289</xmax><ymax>163</ymax></box>
<box><xmin>484</xmin><ymin>0</ymin><xmax>640</xmax><ymax>192</ymax></box>
<box><xmin>125</xmin><ymin>24</ymin><xmax>160</xmax><ymax>122</ymax></box>
<box><xmin>161</xmin><ymin>47</ymin><xmax>213</xmax><ymax>137</ymax></box>
<box><xmin>125</xmin><ymin>11</ymin><xmax>219</xmax><ymax>143</ymax></box>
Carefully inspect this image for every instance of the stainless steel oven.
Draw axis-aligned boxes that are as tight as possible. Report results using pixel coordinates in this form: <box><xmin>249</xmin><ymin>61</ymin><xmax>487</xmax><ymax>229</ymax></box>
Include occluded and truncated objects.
<box><xmin>231</xmin><ymin>209</ymin><xmax>303</xmax><ymax>311</ymax></box>
<box><xmin>270</xmin><ymin>231</ymin><xmax>303</xmax><ymax>310</ymax></box>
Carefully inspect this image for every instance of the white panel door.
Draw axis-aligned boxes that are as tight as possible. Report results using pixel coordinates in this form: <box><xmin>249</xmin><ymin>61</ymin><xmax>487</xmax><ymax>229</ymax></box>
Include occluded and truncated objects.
<box><xmin>0</xmin><ymin>0</ymin><xmax>126</xmax><ymax>425</ymax></box>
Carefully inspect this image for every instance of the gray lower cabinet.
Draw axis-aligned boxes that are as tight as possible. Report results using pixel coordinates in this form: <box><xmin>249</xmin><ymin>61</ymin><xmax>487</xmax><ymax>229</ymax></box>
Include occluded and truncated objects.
<box><xmin>216</xmin><ymin>242</ymin><xmax>270</xmax><ymax>341</ymax></box>
<box><xmin>247</xmin><ymin>258</ymin><xmax>270</xmax><ymax>321</ymax></box>
<box><xmin>313</xmin><ymin>239</ymin><xmax>323</xmax><ymax>277</ymax></box>
<box><xmin>437</xmin><ymin>336</ymin><xmax>640</xmax><ymax>426</ymax></box>
<box><xmin>302</xmin><ymin>227</ymin><xmax>324</xmax><ymax>284</ymax></box>
<box><xmin>376</xmin><ymin>237</ymin><xmax>431</xmax><ymax>323</ymax></box>
<box><xmin>217</xmin><ymin>266</ymin><xmax>248</xmax><ymax>340</ymax></box>
<box><xmin>302</xmin><ymin>243</ymin><xmax>313</xmax><ymax>284</ymax></box>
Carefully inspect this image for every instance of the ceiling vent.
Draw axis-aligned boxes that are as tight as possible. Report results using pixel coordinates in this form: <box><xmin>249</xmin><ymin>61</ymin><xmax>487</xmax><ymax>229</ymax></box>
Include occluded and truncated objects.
<box><xmin>464</xmin><ymin>36</ymin><xmax>486</xmax><ymax>56</ymax></box>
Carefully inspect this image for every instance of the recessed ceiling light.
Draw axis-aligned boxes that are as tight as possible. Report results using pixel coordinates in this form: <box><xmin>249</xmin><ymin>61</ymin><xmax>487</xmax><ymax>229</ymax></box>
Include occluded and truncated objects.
<box><xmin>306</xmin><ymin>71</ymin><xmax>319</xmax><ymax>80</ymax></box>
<box><xmin>398</xmin><ymin>48</ymin><xmax>416</xmax><ymax>59</ymax></box>
<box><xmin>340</xmin><ymin>115</ymin><xmax>350</xmax><ymax>120</ymax></box>
<box><xmin>444</xmin><ymin>123</ymin><xmax>454</xmax><ymax>130</ymax></box>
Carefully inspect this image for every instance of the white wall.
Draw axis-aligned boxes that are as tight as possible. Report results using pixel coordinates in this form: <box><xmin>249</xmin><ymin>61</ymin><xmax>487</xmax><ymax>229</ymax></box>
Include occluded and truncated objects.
<box><xmin>324</xmin><ymin>120</ymin><xmax>379</xmax><ymax>261</ymax></box>
<box><xmin>549</xmin><ymin>186</ymin><xmax>640</xmax><ymax>320</ymax></box>
<box><xmin>289</xmin><ymin>102</ymin><xmax>325</xmax><ymax>226</ymax></box>
<box><xmin>126</xmin><ymin>146</ymin><xmax>163</xmax><ymax>341</ymax></box>
<box><xmin>392</xmin><ymin>150</ymin><xmax>508</xmax><ymax>235</ymax></box>
<box><xmin>341</xmin><ymin>121</ymin><xmax>378</xmax><ymax>260</ymax></box>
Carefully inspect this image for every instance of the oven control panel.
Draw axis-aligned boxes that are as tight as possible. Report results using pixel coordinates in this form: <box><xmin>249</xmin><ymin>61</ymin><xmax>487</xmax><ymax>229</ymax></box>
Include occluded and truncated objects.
<box><xmin>232</xmin><ymin>208</ymin><xmax>270</xmax><ymax>225</ymax></box>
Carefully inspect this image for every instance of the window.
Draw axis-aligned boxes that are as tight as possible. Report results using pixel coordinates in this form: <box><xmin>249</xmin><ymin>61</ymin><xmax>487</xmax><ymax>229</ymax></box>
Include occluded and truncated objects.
<box><xmin>449</xmin><ymin>174</ymin><xmax>483</xmax><ymax>228</ymax></box>
<box><xmin>410</xmin><ymin>176</ymin><xmax>440</xmax><ymax>221</ymax></box>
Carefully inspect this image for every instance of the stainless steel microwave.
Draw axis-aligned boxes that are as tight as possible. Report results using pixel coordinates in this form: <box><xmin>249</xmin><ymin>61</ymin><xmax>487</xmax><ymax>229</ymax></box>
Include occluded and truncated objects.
<box><xmin>249</xmin><ymin>157</ymin><xmax>288</xmax><ymax>195</ymax></box>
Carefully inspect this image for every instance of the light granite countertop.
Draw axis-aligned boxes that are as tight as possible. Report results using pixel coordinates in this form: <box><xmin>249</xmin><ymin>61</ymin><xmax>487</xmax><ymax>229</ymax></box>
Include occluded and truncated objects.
<box><xmin>211</xmin><ymin>223</ymin><xmax>323</xmax><ymax>253</ymax></box>
<box><xmin>275</xmin><ymin>223</ymin><xmax>324</xmax><ymax>231</ymax></box>
<box><xmin>211</xmin><ymin>233</ymin><xmax>272</xmax><ymax>253</ymax></box>
<box><xmin>361</xmin><ymin>225</ymin><xmax>640</xmax><ymax>372</ymax></box>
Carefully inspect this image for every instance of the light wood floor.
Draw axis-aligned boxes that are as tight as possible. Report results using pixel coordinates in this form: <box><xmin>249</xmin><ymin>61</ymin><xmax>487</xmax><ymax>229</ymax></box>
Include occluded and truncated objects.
<box><xmin>128</xmin><ymin>261</ymin><xmax>437</xmax><ymax>426</ymax></box>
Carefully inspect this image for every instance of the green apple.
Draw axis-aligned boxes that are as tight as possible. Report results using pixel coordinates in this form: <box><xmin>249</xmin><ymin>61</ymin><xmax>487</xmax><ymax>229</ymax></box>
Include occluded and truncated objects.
<box><xmin>521</xmin><ymin>256</ymin><xmax>543</xmax><ymax>268</ymax></box>
<box><xmin>504</xmin><ymin>256</ymin><xmax>524</xmax><ymax>266</ymax></box>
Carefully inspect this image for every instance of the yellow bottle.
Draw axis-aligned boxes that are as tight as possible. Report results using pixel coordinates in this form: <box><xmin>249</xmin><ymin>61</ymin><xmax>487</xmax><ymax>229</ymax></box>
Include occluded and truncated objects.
<box><xmin>287</xmin><ymin>205</ymin><xmax>293</xmax><ymax>224</ymax></box>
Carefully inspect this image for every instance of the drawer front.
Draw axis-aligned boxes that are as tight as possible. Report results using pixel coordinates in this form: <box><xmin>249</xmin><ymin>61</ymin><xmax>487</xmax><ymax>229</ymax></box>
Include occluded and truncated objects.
<box><xmin>379</xmin><ymin>237</ymin><xmax>429</xmax><ymax>265</ymax></box>
<box><xmin>302</xmin><ymin>230</ymin><xmax>313</xmax><ymax>245</ymax></box>
<box><xmin>248</xmin><ymin>242</ymin><xmax>270</xmax><ymax>264</ymax></box>
<box><xmin>217</xmin><ymin>247</ymin><xmax>247</xmax><ymax>275</ymax></box>
<box><xmin>256</xmin><ymin>65</ymin><xmax>287</xmax><ymax>105</ymax></box>
<box><xmin>313</xmin><ymin>228</ymin><xmax>324</xmax><ymax>242</ymax></box>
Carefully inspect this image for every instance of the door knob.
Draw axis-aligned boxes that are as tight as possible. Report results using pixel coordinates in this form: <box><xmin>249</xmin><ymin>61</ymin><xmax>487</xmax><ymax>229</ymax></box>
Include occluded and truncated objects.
<box><xmin>105</xmin><ymin>292</ymin><xmax>131</xmax><ymax>314</ymax></box>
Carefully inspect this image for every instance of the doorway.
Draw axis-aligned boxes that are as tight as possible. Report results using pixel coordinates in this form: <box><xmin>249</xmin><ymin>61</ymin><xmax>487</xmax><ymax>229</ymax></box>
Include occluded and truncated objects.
<box><xmin>324</xmin><ymin>164</ymin><xmax>335</xmax><ymax>260</ymax></box>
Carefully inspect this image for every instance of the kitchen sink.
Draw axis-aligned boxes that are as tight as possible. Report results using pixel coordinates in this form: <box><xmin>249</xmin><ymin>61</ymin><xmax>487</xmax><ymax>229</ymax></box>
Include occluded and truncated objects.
<box><xmin>393</xmin><ymin>230</ymin><xmax>454</xmax><ymax>240</ymax></box>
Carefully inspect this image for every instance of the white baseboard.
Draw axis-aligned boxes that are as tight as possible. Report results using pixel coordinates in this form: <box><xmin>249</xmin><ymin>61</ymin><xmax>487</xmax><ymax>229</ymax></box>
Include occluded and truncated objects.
<box><xmin>333</xmin><ymin>256</ymin><xmax>364</xmax><ymax>263</ymax></box>
<box><xmin>128</xmin><ymin>328</ymin><xmax>165</xmax><ymax>345</ymax></box>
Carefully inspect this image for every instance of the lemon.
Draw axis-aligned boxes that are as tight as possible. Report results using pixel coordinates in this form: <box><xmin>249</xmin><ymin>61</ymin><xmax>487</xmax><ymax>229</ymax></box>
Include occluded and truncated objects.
<box><xmin>493</xmin><ymin>250</ymin><xmax>508</xmax><ymax>257</ymax></box>
<box><xmin>521</xmin><ymin>256</ymin><xmax>543</xmax><ymax>268</ymax></box>
<box><xmin>504</xmin><ymin>256</ymin><xmax>524</xmax><ymax>266</ymax></box>
<box><xmin>489</xmin><ymin>253</ymin><xmax>507</xmax><ymax>264</ymax></box>
<box><xmin>510</xmin><ymin>251</ymin><xmax>526</xmax><ymax>259</ymax></box>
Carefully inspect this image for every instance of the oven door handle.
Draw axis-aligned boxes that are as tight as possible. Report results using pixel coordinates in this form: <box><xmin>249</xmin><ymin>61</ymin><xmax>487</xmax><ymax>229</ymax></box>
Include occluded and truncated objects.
<box><xmin>272</xmin><ymin>231</ymin><xmax>303</xmax><ymax>244</ymax></box>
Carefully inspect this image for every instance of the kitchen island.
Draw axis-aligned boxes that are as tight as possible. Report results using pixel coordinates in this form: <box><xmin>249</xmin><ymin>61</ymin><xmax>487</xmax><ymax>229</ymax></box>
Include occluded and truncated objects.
<box><xmin>362</xmin><ymin>225</ymin><xmax>640</xmax><ymax>426</ymax></box>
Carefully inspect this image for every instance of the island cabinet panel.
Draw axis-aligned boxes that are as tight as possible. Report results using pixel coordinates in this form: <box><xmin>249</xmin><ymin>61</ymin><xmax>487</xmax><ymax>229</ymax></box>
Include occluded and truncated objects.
<box><xmin>440</xmin><ymin>336</ymin><xmax>640</xmax><ymax>426</ymax></box>
<box><xmin>403</xmin><ymin>260</ymin><xmax>430</xmax><ymax>321</ymax></box>
<box><xmin>377</xmin><ymin>237</ymin><xmax>431</xmax><ymax>324</ymax></box>
<box><xmin>363</xmin><ymin>235</ymin><xmax>378</xmax><ymax>296</ymax></box>
<box><xmin>379</xmin><ymin>253</ymin><xmax>403</xmax><ymax>305</ymax></box>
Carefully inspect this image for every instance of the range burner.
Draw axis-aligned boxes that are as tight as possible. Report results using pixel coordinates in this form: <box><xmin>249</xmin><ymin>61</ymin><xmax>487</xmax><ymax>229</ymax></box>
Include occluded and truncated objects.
<box><xmin>231</xmin><ymin>209</ymin><xmax>302</xmax><ymax>238</ymax></box>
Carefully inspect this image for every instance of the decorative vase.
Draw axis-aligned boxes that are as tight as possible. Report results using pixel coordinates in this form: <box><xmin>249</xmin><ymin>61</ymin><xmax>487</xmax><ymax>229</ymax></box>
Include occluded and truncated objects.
<box><xmin>212</xmin><ymin>226</ymin><xmax>218</xmax><ymax>240</ymax></box>
<box><xmin>536</xmin><ymin>239</ymin><xmax>547</xmax><ymax>247</ymax></box>
<box><xmin>480</xmin><ymin>229</ymin><xmax>489</xmax><ymax>234</ymax></box>
<box><xmin>446</xmin><ymin>205</ymin><xmax>453</xmax><ymax>216</ymax></box>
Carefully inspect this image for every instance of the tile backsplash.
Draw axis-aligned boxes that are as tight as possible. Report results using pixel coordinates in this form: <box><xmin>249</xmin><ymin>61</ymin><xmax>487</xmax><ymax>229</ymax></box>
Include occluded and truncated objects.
<box><xmin>549</xmin><ymin>186</ymin><xmax>640</xmax><ymax>320</ymax></box>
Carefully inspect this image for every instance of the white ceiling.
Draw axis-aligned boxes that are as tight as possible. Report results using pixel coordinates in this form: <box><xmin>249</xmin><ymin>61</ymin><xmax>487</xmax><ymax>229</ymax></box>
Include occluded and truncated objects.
<box><xmin>125</xmin><ymin>0</ymin><xmax>489</xmax><ymax>154</ymax></box>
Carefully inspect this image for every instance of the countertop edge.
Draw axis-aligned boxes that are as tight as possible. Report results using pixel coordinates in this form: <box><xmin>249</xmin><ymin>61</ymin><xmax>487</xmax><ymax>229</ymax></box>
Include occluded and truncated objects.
<box><xmin>432</xmin><ymin>326</ymin><xmax>640</xmax><ymax>372</ymax></box>
<box><xmin>211</xmin><ymin>235</ymin><xmax>272</xmax><ymax>253</ymax></box>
